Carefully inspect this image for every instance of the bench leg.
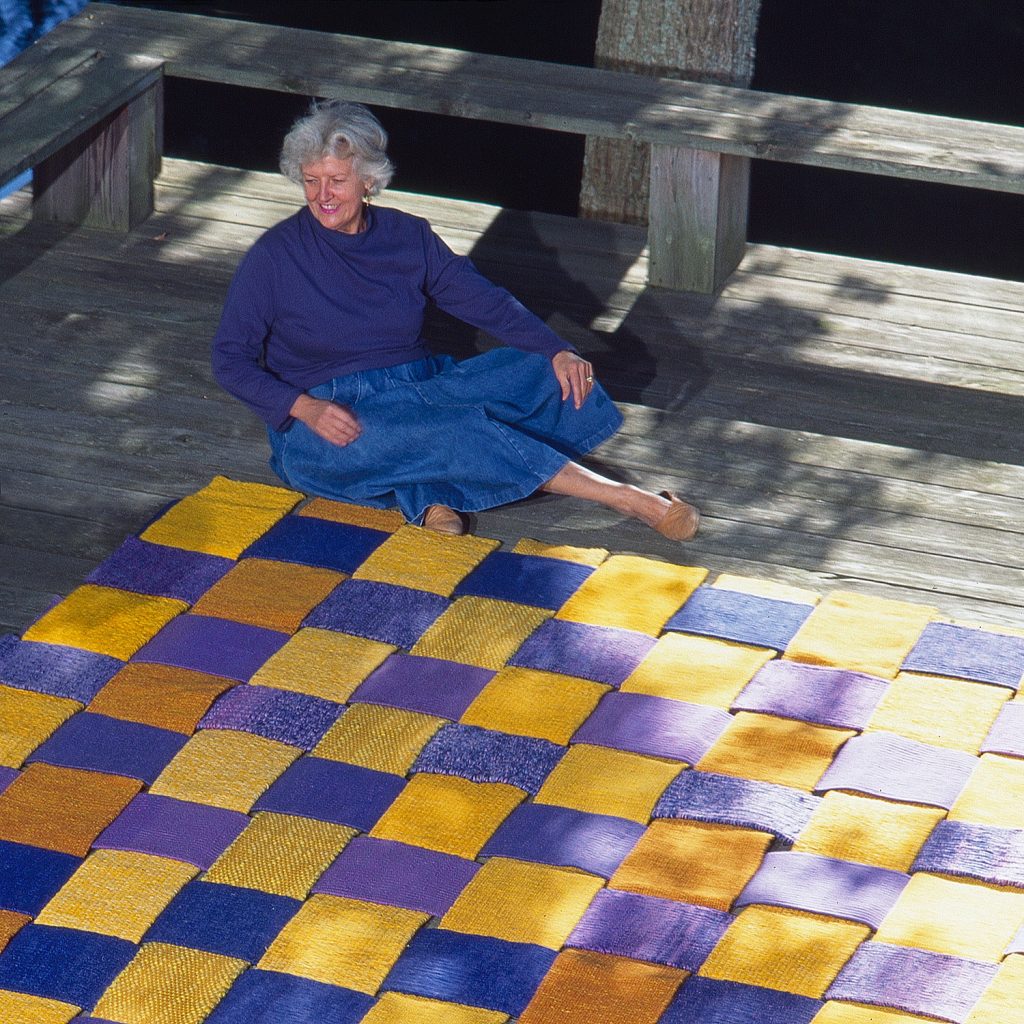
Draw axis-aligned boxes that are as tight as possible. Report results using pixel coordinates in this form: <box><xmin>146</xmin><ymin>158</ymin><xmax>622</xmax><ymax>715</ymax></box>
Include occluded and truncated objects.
<box><xmin>648</xmin><ymin>143</ymin><xmax>749</xmax><ymax>294</ymax></box>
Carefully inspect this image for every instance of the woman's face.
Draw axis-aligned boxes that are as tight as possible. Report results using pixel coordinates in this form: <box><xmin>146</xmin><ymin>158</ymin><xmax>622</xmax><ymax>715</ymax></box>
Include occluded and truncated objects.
<box><xmin>301</xmin><ymin>154</ymin><xmax>371</xmax><ymax>233</ymax></box>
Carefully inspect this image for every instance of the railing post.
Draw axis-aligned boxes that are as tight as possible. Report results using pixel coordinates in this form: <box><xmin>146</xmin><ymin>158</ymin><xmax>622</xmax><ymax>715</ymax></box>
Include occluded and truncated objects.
<box><xmin>648</xmin><ymin>143</ymin><xmax>750</xmax><ymax>294</ymax></box>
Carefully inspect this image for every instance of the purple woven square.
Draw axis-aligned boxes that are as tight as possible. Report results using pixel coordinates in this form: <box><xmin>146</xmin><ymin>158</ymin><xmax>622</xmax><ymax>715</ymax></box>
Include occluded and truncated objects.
<box><xmin>665</xmin><ymin>587</ymin><xmax>814</xmax><ymax>651</ymax></box>
<box><xmin>903</xmin><ymin>621</ymin><xmax>1024</xmax><ymax>690</ymax></box>
<box><xmin>86</xmin><ymin>536</ymin><xmax>233</xmax><ymax>604</ymax></box>
<box><xmin>480</xmin><ymin>803</ymin><xmax>645</xmax><ymax>878</ymax></box>
<box><xmin>654</xmin><ymin>769</ymin><xmax>820</xmax><ymax>843</ymax></box>
<box><xmin>913</xmin><ymin>820</ymin><xmax>1024</xmax><ymax>889</ymax></box>
<box><xmin>253</xmin><ymin>756</ymin><xmax>404</xmax><ymax>831</ymax></box>
<box><xmin>303</xmin><ymin>579</ymin><xmax>449</xmax><ymax>648</ymax></box>
<box><xmin>132</xmin><ymin>614</ymin><xmax>289</xmax><ymax>681</ymax></box>
<box><xmin>981</xmin><ymin>701</ymin><xmax>1024</xmax><ymax>756</ymax></box>
<box><xmin>567</xmin><ymin>889</ymin><xmax>731</xmax><ymax>970</ymax></box>
<box><xmin>26</xmin><ymin>711</ymin><xmax>187</xmax><ymax>784</ymax></box>
<box><xmin>453</xmin><ymin>551</ymin><xmax>595</xmax><ymax>610</ymax></box>
<box><xmin>351</xmin><ymin>654</ymin><xmax>494</xmax><ymax>720</ymax></box>
<box><xmin>0</xmin><ymin>767</ymin><xmax>18</xmax><ymax>795</ymax></box>
<box><xmin>826</xmin><ymin>942</ymin><xmax>999</xmax><ymax>1023</ymax></box>
<box><xmin>735</xmin><ymin>850</ymin><xmax>909</xmax><ymax>928</ymax></box>
<box><xmin>662</xmin><ymin>977</ymin><xmax>822</xmax><ymax>1024</ymax></box>
<box><xmin>0</xmin><ymin>635</ymin><xmax>122</xmax><ymax>702</ymax></box>
<box><xmin>313</xmin><ymin>837</ymin><xmax>479</xmax><ymax>916</ymax></box>
<box><xmin>198</xmin><ymin>685</ymin><xmax>342</xmax><ymax>750</ymax></box>
<box><xmin>571</xmin><ymin>692</ymin><xmax>730</xmax><ymax>763</ymax></box>
<box><xmin>815</xmin><ymin>731</ymin><xmax>976</xmax><ymax>808</ymax></box>
<box><xmin>412</xmin><ymin>724</ymin><xmax>563</xmax><ymax>794</ymax></box>
<box><xmin>93</xmin><ymin>792</ymin><xmax>249</xmax><ymax>869</ymax></box>
<box><xmin>733</xmin><ymin>660</ymin><xmax>889</xmax><ymax>730</ymax></box>
<box><xmin>242</xmin><ymin>515</ymin><xmax>388</xmax><ymax>574</ymax></box>
<box><xmin>508</xmin><ymin>619</ymin><xmax>656</xmax><ymax>686</ymax></box>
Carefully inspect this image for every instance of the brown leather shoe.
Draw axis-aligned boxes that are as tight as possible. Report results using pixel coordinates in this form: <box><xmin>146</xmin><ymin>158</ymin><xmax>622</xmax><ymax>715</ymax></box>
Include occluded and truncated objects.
<box><xmin>422</xmin><ymin>504</ymin><xmax>468</xmax><ymax>535</ymax></box>
<box><xmin>654</xmin><ymin>491</ymin><xmax>700</xmax><ymax>541</ymax></box>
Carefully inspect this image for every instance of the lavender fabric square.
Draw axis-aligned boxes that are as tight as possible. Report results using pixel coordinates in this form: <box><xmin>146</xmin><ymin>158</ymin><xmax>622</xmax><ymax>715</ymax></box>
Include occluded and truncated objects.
<box><xmin>0</xmin><ymin>840</ymin><xmax>81</xmax><ymax>915</ymax></box>
<box><xmin>303</xmin><ymin>580</ymin><xmax>449</xmax><ymax>648</ymax></box>
<box><xmin>453</xmin><ymin>551</ymin><xmax>594</xmax><ymax>610</ymax></box>
<box><xmin>815</xmin><ymin>731</ymin><xmax>976</xmax><ymax>808</ymax></box>
<box><xmin>903</xmin><ymin>621</ymin><xmax>1024</xmax><ymax>690</ymax></box>
<box><xmin>86</xmin><ymin>536</ymin><xmax>233</xmax><ymax>603</ymax></box>
<box><xmin>253</xmin><ymin>756</ymin><xmax>404</xmax><ymax>831</ymax></box>
<box><xmin>242</xmin><ymin>515</ymin><xmax>388</xmax><ymax>574</ymax></box>
<box><xmin>571</xmin><ymin>692</ymin><xmax>731</xmax><ymax>763</ymax></box>
<box><xmin>662</xmin><ymin>977</ymin><xmax>822</xmax><ymax>1024</ymax></box>
<box><xmin>480</xmin><ymin>803</ymin><xmax>645</xmax><ymax>878</ymax></box>
<box><xmin>351</xmin><ymin>654</ymin><xmax>494</xmax><ymax>720</ymax></box>
<box><xmin>735</xmin><ymin>850</ymin><xmax>909</xmax><ymax>928</ymax></box>
<box><xmin>654</xmin><ymin>769</ymin><xmax>820</xmax><ymax>843</ymax></box>
<box><xmin>981</xmin><ymin>701</ymin><xmax>1024</xmax><ymax>757</ymax></box>
<box><xmin>665</xmin><ymin>587</ymin><xmax>814</xmax><ymax>651</ymax></box>
<box><xmin>93</xmin><ymin>792</ymin><xmax>249</xmax><ymax>869</ymax></box>
<box><xmin>26</xmin><ymin>711</ymin><xmax>187</xmax><ymax>784</ymax></box>
<box><xmin>913</xmin><ymin>820</ymin><xmax>1024</xmax><ymax>889</ymax></box>
<box><xmin>199</xmin><ymin>685</ymin><xmax>342</xmax><ymax>750</ymax></box>
<box><xmin>567</xmin><ymin>889</ymin><xmax>731</xmax><ymax>970</ymax></box>
<box><xmin>732</xmin><ymin>660</ymin><xmax>890</xmax><ymax>730</ymax></box>
<box><xmin>313</xmin><ymin>837</ymin><xmax>479</xmax><ymax>916</ymax></box>
<box><xmin>0</xmin><ymin>766</ymin><xmax>18</xmax><ymax>795</ymax></box>
<box><xmin>508</xmin><ymin>619</ymin><xmax>656</xmax><ymax>686</ymax></box>
<box><xmin>412</xmin><ymin>724</ymin><xmax>563</xmax><ymax>794</ymax></box>
<box><xmin>0</xmin><ymin>634</ymin><xmax>122</xmax><ymax>703</ymax></box>
<box><xmin>132</xmin><ymin>614</ymin><xmax>289</xmax><ymax>681</ymax></box>
<box><xmin>826</xmin><ymin>942</ymin><xmax>999</xmax><ymax>1023</ymax></box>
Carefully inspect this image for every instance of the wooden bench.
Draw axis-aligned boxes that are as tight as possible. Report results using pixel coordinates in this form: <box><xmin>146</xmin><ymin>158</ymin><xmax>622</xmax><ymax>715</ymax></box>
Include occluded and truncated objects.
<box><xmin>16</xmin><ymin>2</ymin><xmax>1024</xmax><ymax>289</ymax></box>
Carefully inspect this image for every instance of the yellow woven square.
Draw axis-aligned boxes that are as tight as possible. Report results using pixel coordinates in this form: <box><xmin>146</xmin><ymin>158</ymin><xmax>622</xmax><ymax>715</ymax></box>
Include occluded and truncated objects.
<box><xmin>370</xmin><ymin>774</ymin><xmax>525</xmax><ymax>857</ymax></box>
<box><xmin>139</xmin><ymin>475</ymin><xmax>301</xmax><ymax>558</ymax></box>
<box><xmin>22</xmin><ymin>586</ymin><xmax>187</xmax><ymax>660</ymax></box>
<box><xmin>698</xmin><ymin>905</ymin><xmax>871</xmax><ymax>998</ymax></box>
<box><xmin>440</xmin><ymin>857</ymin><xmax>604</xmax><ymax>948</ymax></box>
<box><xmin>865</xmin><ymin>672</ymin><xmax>1009</xmax><ymax>753</ymax></box>
<box><xmin>965</xmin><ymin>953</ymin><xmax>1024</xmax><ymax>1024</ymax></box>
<box><xmin>93</xmin><ymin>942</ymin><xmax>246</xmax><ymax>1024</ymax></box>
<box><xmin>949</xmin><ymin>753</ymin><xmax>1024</xmax><ymax>829</ymax></box>
<box><xmin>793</xmin><ymin>791</ymin><xmax>945</xmax><ymax>872</ymax></box>
<box><xmin>610</xmin><ymin>819</ymin><xmax>772</xmax><ymax>910</ymax></box>
<box><xmin>190</xmin><ymin>558</ymin><xmax>344</xmax><ymax>633</ymax></box>
<box><xmin>362</xmin><ymin>992</ymin><xmax>509</xmax><ymax>1024</ymax></box>
<box><xmin>0</xmin><ymin>992</ymin><xmax>77</xmax><ymax>1024</ymax></box>
<box><xmin>696</xmin><ymin>712</ymin><xmax>854</xmax><ymax>790</ymax></box>
<box><xmin>783</xmin><ymin>591</ymin><xmax>937</xmax><ymax>679</ymax></box>
<box><xmin>555</xmin><ymin>555</ymin><xmax>707</xmax><ymax>636</ymax></box>
<box><xmin>314</xmin><ymin>704</ymin><xmax>445</xmax><ymax>774</ymax></box>
<box><xmin>621</xmin><ymin>633</ymin><xmax>774</xmax><ymax>709</ymax></box>
<box><xmin>149</xmin><ymin>730</ymin><xmax>300</xmax><ymax>812</ymax></box>
<box><xmin>512</xmin><ymin>537</ymin><xmax>608</xmax><ymax>566</ymax></box>
<box><xmin>204</xmin><ymin>812</ymin><xmax>357</xmax><ymax>899</ymax></box>
<box><xmin>250</xmin><ymin>628</ymin><xmax>395</xmax><ymax>702</ymax></box>
<box><xmin>812</xmin><ymin>1003</ymin><xmax>942</xmax><ymax>1024</ymax></box>
<box><xmin>351</xmin><ymin>526</ymin><xmax>498</xmax><ymax>596</ymax></box>
<box><xmin>259</xmin><ymin>894</ymin><xmax>428</xmax><ymax>993</ymax></box>
<box><xmin>534</xmin><ymin>744</ymin><xmax>683</xmax><ymax>824</ymax></box>
<box><xmin>0</xmin><ymin>686</ymin><xmax>79</xmax><ymax>769</ymax></box>
<box><xmin>460</xmin><ymin>666</ymin><xmax>610</xmax><ymax>743</ymax></box>
<box><xmin>35</xmin><ymin>850</ymin><xmax>196</xmax><ymax>941</ymax></box>
<box><xmin>410</xmin><ymin>598</ymin><xmax>551</xmax><ymax>669</ymax></box>
<box><xmin>712</xmin><ymin>573</ymin><xmax>820</xmax><ymax>605</ymax></box>
<box><xmin>299</xmin><ymin>497</ymin><xmax>406</xmax><ymax>532</ymax></box>
<box><xmin>874</xmin><ymin>873</ymin><xmax>1024</xmax><ymax>962</ymax></box>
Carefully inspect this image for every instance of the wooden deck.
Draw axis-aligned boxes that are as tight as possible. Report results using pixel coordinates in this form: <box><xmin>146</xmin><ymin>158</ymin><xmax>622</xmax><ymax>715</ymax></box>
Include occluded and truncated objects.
<box><xmin>3</xmin><ymin>157</ymin><xmax>1024</xmax><ymax>635</ymax></box>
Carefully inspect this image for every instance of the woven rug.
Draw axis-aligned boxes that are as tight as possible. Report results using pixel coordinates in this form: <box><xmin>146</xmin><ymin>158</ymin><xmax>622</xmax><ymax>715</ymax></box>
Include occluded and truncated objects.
<box><xmin>2</xmin><ymin>475</ymin><xmax>1023</xmax><ymax>1024</ymax></box>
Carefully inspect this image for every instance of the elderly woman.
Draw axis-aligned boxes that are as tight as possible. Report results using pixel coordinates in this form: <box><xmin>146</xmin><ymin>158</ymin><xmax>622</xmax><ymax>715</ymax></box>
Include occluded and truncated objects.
<box><xmin>213</xmin><ymin>100</ymin><xmax>699</xmax><ymax>540</ymax></box>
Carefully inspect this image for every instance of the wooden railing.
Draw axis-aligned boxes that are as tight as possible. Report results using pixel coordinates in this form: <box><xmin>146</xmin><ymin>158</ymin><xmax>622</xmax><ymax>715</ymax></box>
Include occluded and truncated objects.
<box><xmin>4</xmin><ymin>2</ymin><xmax>1022</xmax><ymax>291</ymax></box>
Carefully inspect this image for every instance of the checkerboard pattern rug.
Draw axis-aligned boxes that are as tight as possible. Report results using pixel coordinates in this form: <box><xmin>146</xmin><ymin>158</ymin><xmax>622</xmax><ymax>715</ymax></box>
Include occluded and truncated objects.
<box><xmin>2</xmin><ymin>476</ymin><xmax>1023</xmax><ymax>1024</ymax></box>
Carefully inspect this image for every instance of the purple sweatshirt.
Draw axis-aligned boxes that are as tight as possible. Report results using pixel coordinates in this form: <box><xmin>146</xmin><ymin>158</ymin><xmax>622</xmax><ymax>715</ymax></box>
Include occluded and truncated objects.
<box><xmin>212</xmin><ymin>204</ymin><xmax>570</xmax><ymax>429</ymax></box>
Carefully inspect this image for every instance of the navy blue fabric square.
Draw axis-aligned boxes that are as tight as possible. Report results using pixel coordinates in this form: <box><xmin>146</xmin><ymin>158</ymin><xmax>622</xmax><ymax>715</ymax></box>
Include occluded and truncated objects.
<box><xmin>0</xmin><ymin>634</ymin><xmax>122</xmax><ymax>703</ymax></box>
<box><xmin>453</xmin><ymin>551</ymin><xmax>594</xmax><ymax>610</ymax></box>
<box><xmin>205</xmin><ymin>968</ymin><xmax>374</xmax><ymax>1024</ymax></box>
<box><xmin>902</xmin><ymin>621</ymin><xmax>1024</xmax><ymax>689</ymax></box>
<box><xmin>144</xmin><ymin>881</ymin><xmax>300</xmax><ymax>962</ymax></box>
<box><xmin>381</xmin><ymin>929</ymin><xmax>556</xmax><ymax>1016</ymax></box>
<box><xmin>662</xmin><ymin>976</ymin><xmax>822</xmax><ymax>1024</ymax></box>
<box><xmin>0</xmin><ymin>924</ymin><xmax>135</xmax><ymax>1006</ymax></box>
<box><xmin>253</xmin><ymin>756</ymin><xmax>404</xmax><ymax>831</ymax></box>
<box><xmin>242</xmin><ymin>515</ymin><xmax>388</xmax><ymax>575</ymax></box>
<box><xmin>0</xmin><ymin>841</ymin><xmax>81</xmax><ymax>915</ymax></box>
<box><xmin>664</xmin><ymin>587</ymin><xmax>814</xmax><ymax>651</ymax></box>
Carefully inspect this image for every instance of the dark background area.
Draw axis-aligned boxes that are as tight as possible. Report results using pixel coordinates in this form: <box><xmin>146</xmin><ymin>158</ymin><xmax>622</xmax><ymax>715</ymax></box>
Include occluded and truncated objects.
<box><xmin>114</xmin><ymin>0</ymin><xmax>1023</xmax><ymax>279</ymax></box>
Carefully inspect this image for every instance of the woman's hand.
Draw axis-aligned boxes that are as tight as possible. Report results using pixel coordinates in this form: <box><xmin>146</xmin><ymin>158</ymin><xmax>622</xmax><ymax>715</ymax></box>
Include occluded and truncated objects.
<box><xmin>290</xmin><ymin>393</ymin><xmax>362</xmax><ymax>446</ymax></box>
<box><xmin>551</xmin><ymin>350</ymin><xmax>595</xmax><ymax>410</ymax></box>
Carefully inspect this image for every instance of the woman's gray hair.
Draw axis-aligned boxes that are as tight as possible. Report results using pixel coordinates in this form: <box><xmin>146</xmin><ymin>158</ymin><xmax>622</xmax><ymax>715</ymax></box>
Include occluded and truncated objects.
<box><xmin>279</xmin><ymin>100</ymin><xmax>395</xmax><ymax>195</ymax></box>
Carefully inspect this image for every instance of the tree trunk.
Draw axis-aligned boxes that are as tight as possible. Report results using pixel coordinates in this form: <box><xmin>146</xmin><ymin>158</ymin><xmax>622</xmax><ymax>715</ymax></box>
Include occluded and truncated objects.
<box><xmin>580</xmin><ymin>0</ymin><xmax>762</xmax><ymax>224</ymax></box>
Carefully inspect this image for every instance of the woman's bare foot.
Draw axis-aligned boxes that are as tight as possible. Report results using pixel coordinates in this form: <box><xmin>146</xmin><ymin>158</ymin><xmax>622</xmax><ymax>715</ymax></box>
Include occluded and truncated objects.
<box><xmin>422</xmin><ymin>505</ymin><xmax>468</xmax><ymax>535</ymax></box>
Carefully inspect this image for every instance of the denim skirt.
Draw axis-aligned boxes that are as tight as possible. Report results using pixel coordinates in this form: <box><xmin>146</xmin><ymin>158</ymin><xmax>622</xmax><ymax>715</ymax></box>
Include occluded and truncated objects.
<box><xmin>267</xmin><ymin>348</ymin><xmax>623</xmax><ymax>524</ymax></box>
